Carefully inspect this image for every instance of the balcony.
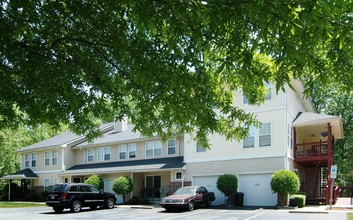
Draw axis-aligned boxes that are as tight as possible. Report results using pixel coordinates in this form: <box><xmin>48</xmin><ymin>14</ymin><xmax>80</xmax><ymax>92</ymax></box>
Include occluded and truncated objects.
<box><xmin>294</xmin><ymin>141</ymin><xmax>330</xmax><ymax>163</ymax></box>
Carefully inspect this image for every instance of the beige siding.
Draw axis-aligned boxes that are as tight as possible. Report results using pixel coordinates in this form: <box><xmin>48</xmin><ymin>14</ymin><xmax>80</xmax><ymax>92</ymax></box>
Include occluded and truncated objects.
<box><xmin>20</xmin><ymin>148</ymin><xmax>63</xmax><ymax>172</ymax></box>
<box><xmin>185</xmin><ymin>109</ymin><xmax>287</xmax><ymax>162</ymax></box>
<box><xmin>185</xmin><ymin>156</ymin><xmax>285</xmax><ymax>181</ymax></box>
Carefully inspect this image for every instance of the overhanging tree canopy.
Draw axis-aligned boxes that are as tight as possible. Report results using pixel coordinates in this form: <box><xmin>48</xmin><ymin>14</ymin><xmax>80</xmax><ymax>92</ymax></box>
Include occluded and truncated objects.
<box><xmin>1</xmin><ymin>1</ymin><xmax>353</xmax><ymax>146</ymax></box>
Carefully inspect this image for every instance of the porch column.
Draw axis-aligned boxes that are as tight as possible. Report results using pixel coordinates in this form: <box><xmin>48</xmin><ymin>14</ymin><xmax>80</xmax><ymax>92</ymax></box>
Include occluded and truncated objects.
<box><xmin>326</xmin><ymin>123</ymin><xmax>332</xmax><ymax>205</ymax></box>
<box><xmin>293</xmin><ymin>127</ymin><xmax>297</xmax><ymax>159</ymax></box>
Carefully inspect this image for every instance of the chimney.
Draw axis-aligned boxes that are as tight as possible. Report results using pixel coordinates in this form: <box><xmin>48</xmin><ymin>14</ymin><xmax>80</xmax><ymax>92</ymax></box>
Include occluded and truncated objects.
<box><xmin>114</xmin><ymin>117</ymin><xmax>128</xmax><ymax>132</ymax></box>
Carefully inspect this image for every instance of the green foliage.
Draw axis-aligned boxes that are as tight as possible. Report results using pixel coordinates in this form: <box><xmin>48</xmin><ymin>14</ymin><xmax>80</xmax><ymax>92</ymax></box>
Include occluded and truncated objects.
<box><xmin>289</xmin><ymin>194</ymin><xmax>306</xmax><ymax>208</ymax></box>
<box><xmin>271</xmin><ymin>170</ymin><xmax>300</xmax><ymax>206</ymax></box>
<box><xmin>216</xmin><ymin>174</ymin><xmax>238</xmax><ymax>196</ymax></box>
<box><xmin>112</xmin><ymin>176</ymin><xmax>133</xmax><ymax>203</ymax></box>
<box><xmin>1</xmin><ymin>1</ymin><xmax>353</xmax><ymax>146</ymax></box>
<box><xmin>270</xmin><ymin>170</ymin><xmax>300</xmax><ymax>194</ymax></box>
<box><xmin>84</xmin><ymin>175</ymin><xmax>104</xmax><ymax>190</ymax></box>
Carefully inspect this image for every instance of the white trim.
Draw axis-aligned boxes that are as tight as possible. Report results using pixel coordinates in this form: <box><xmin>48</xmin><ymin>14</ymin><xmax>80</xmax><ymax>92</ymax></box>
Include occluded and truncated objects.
<box><xmin>246</xmin><ymin>105</ymin><xmax>286</xmax><ymax>114</ymax></box>
<box><xmin>34</xmin><ymin>169</ymin><xmax>64</xmax><ymax>174</ymax></box>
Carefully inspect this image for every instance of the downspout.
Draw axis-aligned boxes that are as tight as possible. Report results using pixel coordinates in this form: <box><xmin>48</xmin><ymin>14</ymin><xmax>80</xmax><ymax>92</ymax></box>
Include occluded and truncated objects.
<box><xmin>8</xmin><ymin>180</ymin><xmax>11</xmax><ymax>201</ymax></box>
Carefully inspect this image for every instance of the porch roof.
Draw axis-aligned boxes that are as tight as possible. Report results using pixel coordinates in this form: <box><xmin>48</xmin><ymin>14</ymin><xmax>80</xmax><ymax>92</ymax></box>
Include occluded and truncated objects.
<box><xmin>60</xmin><ymin>156</ymin><xmax>186</xmax><ymax>175</ymax></box>
<box><xmin>292</xmin><ymin>112</ymin><xmax>344</xmax><ymax>139</ymax></box>
<box><xmin>1</xmin><ymin>168</ymin><xmax>38</xmax><ymax>180</ymax></box>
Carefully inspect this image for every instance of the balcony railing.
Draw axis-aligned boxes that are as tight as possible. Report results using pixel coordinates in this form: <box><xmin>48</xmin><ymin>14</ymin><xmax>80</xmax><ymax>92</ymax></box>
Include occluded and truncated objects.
<box><xmin>295</xmin><ymin>141</ymin><xmax>328</xmax><ymax>158</ymax></box>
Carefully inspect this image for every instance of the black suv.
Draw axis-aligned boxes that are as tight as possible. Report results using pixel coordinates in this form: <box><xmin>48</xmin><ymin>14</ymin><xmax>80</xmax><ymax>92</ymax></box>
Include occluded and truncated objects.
<box><xmin>45</xmin><ymin>183</ymin><xmax>116</xmax><ymax>213</ymax></box>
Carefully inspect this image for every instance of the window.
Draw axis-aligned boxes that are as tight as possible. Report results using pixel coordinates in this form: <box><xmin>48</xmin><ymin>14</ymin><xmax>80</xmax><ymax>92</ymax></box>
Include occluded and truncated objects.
<box><xmin>25</xmin><ymin>154</ymin><xmax>30</xmax><ymax>168</ymax></box>
<box><xmin>52</xmin><ymin>150</ymin><xmax>58</xmax><ymax>165</ymax></box>
<box><xmin>265</xmin><ymin>82</ymin><xmax>272</xmax><ymax>100</ymax></box>
<box><xmin>119</xmin><ymin>145</ymin><xmax>127</xmax><ymax>159</ymax></box>
<box><xmin>176</xmin><ymin>172</ymin><xmax>182</xmax><ymax>180</ymax></box>
<box><xmin>87</xmin><ymin>148</ymin><xmax>94</xmax><ymax>162</ymax></box>
<box><xmin>31</xmin><ymin>153</ymin><xmax>36</xmax><ymax>167</ymax></box>
<box><xmin>243</xmin><ymin>125</ymin><xmax>255</xmax><ymax>148</ymax></box>
<box><xmin>128</xmin><ymin>143</ymin><xmax>136</xmax><ymax>158</ymax></box>
<box><xmin>44</xmin><ymin>151</ymin><xmax>50</xmax><ymax>166</ymax></box>
<box><xmin>69</xmin><ymin>185</ymin><xmax>78</xmax><ymax>192</ymax></box>
<box><xmin>54</xmin><ymin>177</ymin><xmax>59</xmax><ymax>185</ymax></box>
<box><xmin>73</xmin><ymin>177</ymin><xmax>81</xmax><ymax>183</ymax></box>
<box><xmin>243</xmin><ymin>95</ymin><xmax>249</xmax><ymax>104</ymax></box>
<box><xmin>44</xmin><ymin>178</ymin><xmax>50</xmax><ymax>191</ymax></box>
<box><xmin>196</xmin><ymin>142</ymin><xmax>206</xmax><ymax>152</ymax></box>
<box><xmin>259</xmin><ymin>123</ymin><xmax>271</xmax><ymax>147</ymax></box>
<box><xmin>98</xmin><ymin>147</ymin><xmax>111</xmax><ymax>161</ymax></box>
<box><xmin>145</xmin><ymin>141</ymin><xmax>162</xmax><ymax>157</ymax></box>
<box><xmin>167</xmin><ymin>139</ymin><xmax>176</xmax><ymax>155</ymax></box>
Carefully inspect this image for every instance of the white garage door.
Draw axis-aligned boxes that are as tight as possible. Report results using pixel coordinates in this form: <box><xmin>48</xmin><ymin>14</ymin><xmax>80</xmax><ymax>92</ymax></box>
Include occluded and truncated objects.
<box><xmin>104</xmin><ymin>179</ymin><xmax>124</xmax><ymax>204</ymax></box>
<box><xmin>238</xmin><ymin>173</ymin><xmax>276</xmax><ymax>206</ymax></box>
<box><xmin>193</xmin><ymin>176</ymin><xmax>224</xmax><ymax>205</ymax></box>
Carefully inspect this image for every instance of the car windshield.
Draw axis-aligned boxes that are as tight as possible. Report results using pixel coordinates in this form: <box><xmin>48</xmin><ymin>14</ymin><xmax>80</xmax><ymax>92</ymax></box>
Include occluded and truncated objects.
<box><xmin>173</xmin><ymin>187</ymin><xmax>195</xmax><ymax>195</ymax></box>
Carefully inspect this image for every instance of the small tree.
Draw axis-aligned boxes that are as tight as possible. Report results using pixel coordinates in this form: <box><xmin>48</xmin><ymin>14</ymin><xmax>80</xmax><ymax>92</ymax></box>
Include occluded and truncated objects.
<box><xmin>112</xmin><ymin>176</ymin><xmax>133</xmax><ymax>203</ymax></box>
<box><xmin>270</xmin><ymin>170</ymin><xmax>300</xmax><ymax>206</ymax></box>
<box><xmin>217</xmin><ymin>174</ymin><xmax>238</xmax><ymax>204</ymax></box>
<box><xmin>84</xmin><ymin>175</ymin><xmax>104</xmax><ymax>190</ymax></box>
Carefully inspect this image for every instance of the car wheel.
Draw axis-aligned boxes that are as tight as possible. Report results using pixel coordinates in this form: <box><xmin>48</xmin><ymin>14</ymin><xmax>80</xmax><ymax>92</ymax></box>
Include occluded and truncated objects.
<box><xmin>53</xmin><ymin>207</ymin><xmax>64</xmax><ymax>213</ymax></box>
<box><xmin>187</xmin><ymin>201</ymin><xmax>194</xmax><ymax>211</ymax></box>
<box><xmin>105</xmin><ymin>198</ymin><xmax>115</xmax><ymax>209</ymax></box>
<box><xmin>70</xmin><ymin>200</ymin><xmax>82</xmax><ymax>213</ymax></box>
<box><xmin>206</xmin><ymin>199</ymin><xmax>212</xmax><ymax>207</ymax></box>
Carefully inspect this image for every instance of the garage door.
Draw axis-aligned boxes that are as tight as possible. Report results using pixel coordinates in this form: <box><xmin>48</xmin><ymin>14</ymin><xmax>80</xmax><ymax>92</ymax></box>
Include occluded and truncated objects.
<box><xmin>192</xmin><ymin>176</ymin><xmax>224</xmax><ymax>205</ymax></box>
<box><xmin>238</xmin><ymin>173</ymin><xmax>276</xmax><ymax>206</ymax></box>
<box><xmin>104</xmin><ymin>179</ymin><xmax>124</xmax><ymax>204</ymax></box>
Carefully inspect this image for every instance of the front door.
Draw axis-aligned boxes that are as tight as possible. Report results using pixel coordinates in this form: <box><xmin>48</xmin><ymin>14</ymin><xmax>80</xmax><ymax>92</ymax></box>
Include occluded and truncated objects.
<box><xmin>145</xmin><ymin>176</ymin><xmax>161</xmax><ymax>200</ymax></box>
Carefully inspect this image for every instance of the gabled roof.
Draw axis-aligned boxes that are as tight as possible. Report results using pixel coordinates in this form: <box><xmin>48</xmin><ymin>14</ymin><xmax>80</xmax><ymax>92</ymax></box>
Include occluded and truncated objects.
<box><xmin>73</xmin><ymin>124</ymin><xmax>154</xmax><ymax>148</ymax></box>
<box><xmin>61</xmin><ymin>156</ymin><xmax>185</xmax><ymax>175</ymax></box>
<box><xmin>16</xmin><ymin>123</ymin><xmax>114</xmax><ymax>153</ymax></box>
<box><xmin>1</xmin><ymin>168</ymin><xmax>38</xmax><ymax>180</ymax></box>
<box><xmin>292</xmin><ymin>112</ymin><xmax>343</xmax><ymax>139</ymax></box>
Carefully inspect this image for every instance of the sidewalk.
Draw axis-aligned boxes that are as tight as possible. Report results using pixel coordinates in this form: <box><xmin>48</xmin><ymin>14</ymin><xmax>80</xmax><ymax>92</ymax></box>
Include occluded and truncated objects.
<box><xmin>289</xmin><ymin>197</ymin><xmax>353</xmax><ymax>213</ymax></box>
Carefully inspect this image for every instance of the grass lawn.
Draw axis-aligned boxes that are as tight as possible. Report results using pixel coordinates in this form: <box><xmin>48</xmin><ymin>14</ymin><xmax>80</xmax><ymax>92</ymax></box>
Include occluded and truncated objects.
<box><xmin>348</xmin><ymin>213</ymin><xmax>353</xmax><ymax>220</ymax></box>
<box><xmin>0</xmin><ymin>201</ymin><xmax>45</xmax><ymax>208</ymax></box>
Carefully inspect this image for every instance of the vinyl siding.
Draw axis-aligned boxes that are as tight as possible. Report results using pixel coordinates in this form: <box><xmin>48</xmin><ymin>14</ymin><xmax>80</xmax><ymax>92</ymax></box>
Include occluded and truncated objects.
<box><xmin>20</xmin><ymin>148</ymin><xmax>63</xmax><ymax>172</ymax></box>
<box><xmin>185</xmin><ymin>108</ymin><xmax>287</xmax><ymax>163</ymax></box>
<box><xmin>185</xmin><ymin>156</ymin><xmax>285</xmax><ymax>181</ymax></box>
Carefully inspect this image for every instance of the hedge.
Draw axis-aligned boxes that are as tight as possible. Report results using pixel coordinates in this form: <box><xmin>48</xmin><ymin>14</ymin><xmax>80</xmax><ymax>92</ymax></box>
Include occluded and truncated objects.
<box><xmin>289</xmin><ymin>194</ymin><xmax>306</xmax><ymax>207</ymax></box>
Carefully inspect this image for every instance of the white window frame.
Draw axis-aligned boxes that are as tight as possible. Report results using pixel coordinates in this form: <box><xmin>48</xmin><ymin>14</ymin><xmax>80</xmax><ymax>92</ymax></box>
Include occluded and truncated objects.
<box><xmin>145</xmin><ymin>141</ymin><xmax>162</xmax><ymax>157</ymax></box>
<box><xmin>52</xmin><ymin>150</ymin><xmax>58</xmax><ymax>165</ymax></box>
<box><xmin>128</xmin><ymin>143</ymin><xmax>136</xmax><ymax>158</ymax></box>
<box><xmin>44</xmin><ymin>151</ymin><xmax>50</xmax><ymax>166</ymax></box>
<box><xmin>175</xmin><ymin>172</ymin><xmax>182</xmax><ymax>180</ymax></box>
<box><xmin>259</xmin><ymin>122</ymin><xmax>271</xmax><ymax>147</ymax></box>
<box><xmin>87</xmin><ymin>148</ymin><xmax>94</xmax><ymax>162</ymax></box>
<box><xmin>25</xmin><ymin>153</ymin><xmax>30</xmax><ymax>168</ymax></box>
<box><xmin>119</xmin><ymin>144</ymin><xmax>127</xmax><ymax>159</ymax></box>
<box><xmin>167</xmin><ymin>139</ymin><xmax>176</xmax><ymax>155</ymax></box>
<box><xmin>243</xmin><ymin>125</ymin><xmax>255</xmax><ymax>148</ymax></box>
<box><xmin>54</xmin><ymin>177</ymin><xmax>59</xmax><ymax>185</ymax></box>
<box><xmin>98</xmin><ymin>146</ymin><xmax>111</xmax><ymax>161</ymax></box>
<box><xmin>196</xmin><ymin>142</ymin><xmax>206</xmax><ymax>152</ymax></box>
<box><xmin>31</xmin><ymin>152</ymin><xmax>36</xmax><ymax>167</ymax></box>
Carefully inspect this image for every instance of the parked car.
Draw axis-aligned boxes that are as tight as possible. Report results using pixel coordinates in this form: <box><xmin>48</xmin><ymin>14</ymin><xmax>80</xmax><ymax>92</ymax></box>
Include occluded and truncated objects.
<box><xmin>45</xmin><ymin>183</ymin><xmax>116</xmax><ymax>213</ymax></box>
<box><xmin>160</xmin><ymin>186</ymin><xmax>215</xmax><ymax>211</ymax></box>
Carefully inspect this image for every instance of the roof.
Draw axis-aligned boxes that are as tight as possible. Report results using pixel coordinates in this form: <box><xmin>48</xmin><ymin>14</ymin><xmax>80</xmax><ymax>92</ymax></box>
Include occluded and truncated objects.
<box><xmin>1</xmin><ymin>168</ymin><xmax>38</xmax><ymax>180</ymax></box>
<box><xmin>292</xmin><ymin>112</ymin><xmax>344</xmax><ymax>139</ymax></box>
<box><xmin>61</xmin><ymin>156</ymin><xmax>185</xmax><ymax>175</ymax></box>
<box><xmin>17</xmin><ymin>123</ymin><xmax>114</xmax><ymax>153</ymax></box>
<box><xmin>73</xmin><ymin>124</ymin><xmax>154</xmax><ymax>148</ymax></box>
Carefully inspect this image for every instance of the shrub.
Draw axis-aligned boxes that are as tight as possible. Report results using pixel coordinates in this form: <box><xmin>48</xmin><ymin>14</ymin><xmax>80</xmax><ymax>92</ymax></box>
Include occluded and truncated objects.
<box><xmin>84</xmin><ymin>175</ymin><xmax>104</xmax><ymax>190</ymax></box>
<box><xmin>112</xmin><ymin>176</ymin><xmax>133</xmax><ymax>203</ymax></box>
<box><xmin>270</xmin><ymin>170</ymin><xmax>300</xmax><ymax>206</ymax></box>
<box><xmin>125</xmin><ymin>196</ymin><xmax>149</xmax><ymax>205</ymax></box>
<box><xmin>217</xmin><ymin>174</ymin><xmax>238</xmax><ymax>196</ymax></box>
<box><xmin>289</xmin><ymin>194</ymin><xmax>306</xmax><ymax>207</ymax></box>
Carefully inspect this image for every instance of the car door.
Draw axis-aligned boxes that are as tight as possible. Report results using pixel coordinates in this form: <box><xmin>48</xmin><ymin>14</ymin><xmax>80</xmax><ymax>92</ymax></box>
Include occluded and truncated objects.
<box><xmin>89</xmin><ymin>185</ymin><xmax>104</xmax><ymax>206</ymax></box>
<box><xmin>195</xmin><ymin>187</ymin><xmax>203</xmax><ymax>204</ymax></box>
<box><xmin>79</xmin><ymin>185</ymin><xmax>94</xmax><ymax>206</ymax></box>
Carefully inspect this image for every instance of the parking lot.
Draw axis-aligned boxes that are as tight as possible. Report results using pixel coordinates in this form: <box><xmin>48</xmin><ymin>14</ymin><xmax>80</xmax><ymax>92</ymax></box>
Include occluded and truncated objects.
<box><xmin>0</xmin><ymin>205</ymin><xmax>350</xmax><ymax>220</ymax></box>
